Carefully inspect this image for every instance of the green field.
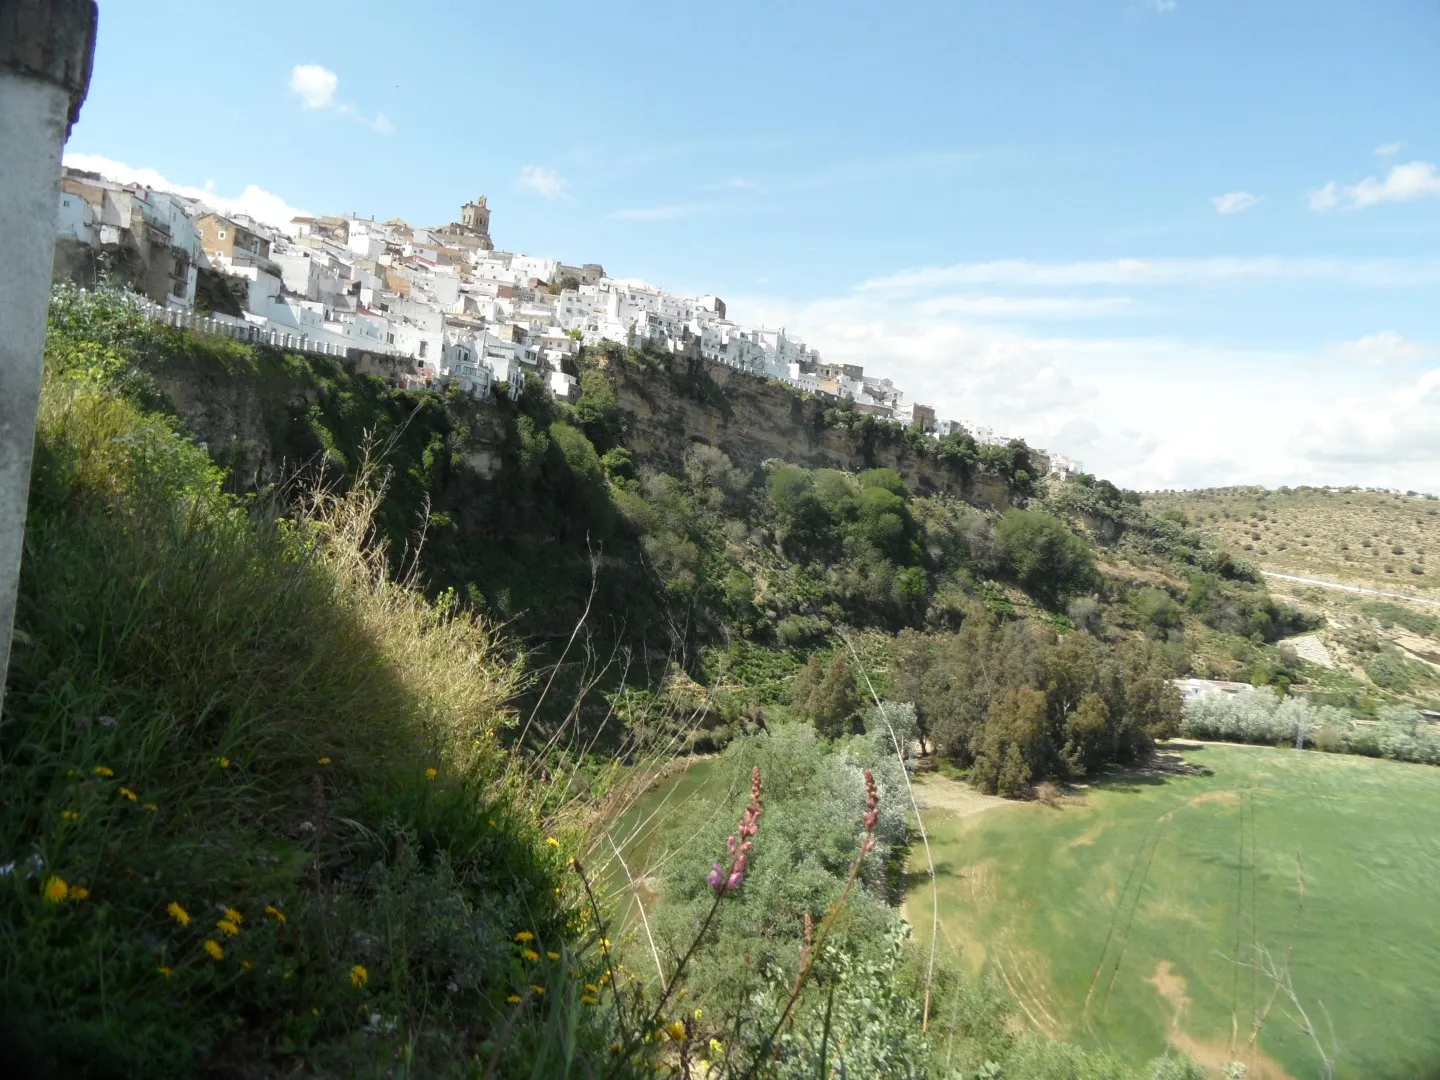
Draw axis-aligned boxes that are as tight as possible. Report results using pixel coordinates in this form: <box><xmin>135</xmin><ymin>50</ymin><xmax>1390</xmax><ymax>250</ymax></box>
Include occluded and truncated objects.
<box><xmin>908</xmin><ymin>743</ymin><xmax>1440</xmax><ymax>1079</ymax></box>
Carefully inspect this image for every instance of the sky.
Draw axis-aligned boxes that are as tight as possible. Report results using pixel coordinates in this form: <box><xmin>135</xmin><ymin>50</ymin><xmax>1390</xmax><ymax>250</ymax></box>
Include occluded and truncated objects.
<box><xmin>65</xmin><ymin>0</ymin><xmax>1440</xmax><ymax>492</ymax></box>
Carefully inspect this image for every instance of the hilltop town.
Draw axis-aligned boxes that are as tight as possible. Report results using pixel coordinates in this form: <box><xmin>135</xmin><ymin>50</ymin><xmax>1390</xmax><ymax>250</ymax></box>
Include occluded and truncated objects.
<box><xmin>52</xmin><ymin>169</ymin><xmax>1082</xmax><ymax>478</ymax></box>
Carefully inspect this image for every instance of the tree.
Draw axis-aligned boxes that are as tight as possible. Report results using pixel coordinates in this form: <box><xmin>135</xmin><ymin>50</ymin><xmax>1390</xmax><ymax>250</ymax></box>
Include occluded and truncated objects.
<box><xmin>995</xmin><ymin>508</ymin><xmax>1096</xmax><ymax>606</ymax></box>
<box><xmin>790</xmin><ymin>653</ymin><xmax>862</xmax><ymax>738</ymax></box>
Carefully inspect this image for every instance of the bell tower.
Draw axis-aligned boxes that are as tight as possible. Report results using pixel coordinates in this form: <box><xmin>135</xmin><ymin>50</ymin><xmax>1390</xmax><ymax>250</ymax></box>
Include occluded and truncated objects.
<box><xmin>460</xmin><ymin>195</ymin><xmax>492</xmax><ymax>249</ymax></box>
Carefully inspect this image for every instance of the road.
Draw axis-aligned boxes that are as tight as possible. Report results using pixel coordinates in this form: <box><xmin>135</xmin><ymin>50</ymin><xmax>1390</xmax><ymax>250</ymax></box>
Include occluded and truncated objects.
<box><xmin>1262</xmin><ymin>570</ymin><xmax>1440</xmax><ymax>608</ymax></box>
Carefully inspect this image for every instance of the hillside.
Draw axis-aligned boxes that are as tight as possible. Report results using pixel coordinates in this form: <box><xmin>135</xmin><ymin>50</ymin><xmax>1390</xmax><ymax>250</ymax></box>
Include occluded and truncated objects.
<box><xmin>1144</xmin><ymin>487</ymin><xmax>1440</xmax><ymax>708</ymax></box>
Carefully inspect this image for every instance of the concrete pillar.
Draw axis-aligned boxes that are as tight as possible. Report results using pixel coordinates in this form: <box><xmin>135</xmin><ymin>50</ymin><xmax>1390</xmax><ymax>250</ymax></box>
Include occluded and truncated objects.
<box><xmin>0</xmin><ymin>0</ymin><xmax>98</xmax><ymax>713</ymax></box>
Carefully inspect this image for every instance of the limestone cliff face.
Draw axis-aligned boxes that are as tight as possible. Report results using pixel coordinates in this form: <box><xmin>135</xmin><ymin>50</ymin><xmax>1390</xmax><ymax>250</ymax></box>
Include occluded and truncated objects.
<box><xmin>614</xmin><ymin>356</ymin><xmax>1013</xmax><ymax>510</ymax></box>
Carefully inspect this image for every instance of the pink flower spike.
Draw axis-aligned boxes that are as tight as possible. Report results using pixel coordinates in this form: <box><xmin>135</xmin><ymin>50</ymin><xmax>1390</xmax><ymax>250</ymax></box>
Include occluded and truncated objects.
<box><xmin>706</xmin><ymin>863</ymin><xmax>725</xmax><ymax>891</ymax></box>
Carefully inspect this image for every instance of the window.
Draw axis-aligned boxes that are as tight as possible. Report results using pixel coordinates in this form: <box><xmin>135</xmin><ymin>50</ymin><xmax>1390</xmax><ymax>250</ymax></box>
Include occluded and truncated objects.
<box><xmin>218</xmin><ymin>230</ymin><xmax>226</xmax><ymax>239</ymax></box>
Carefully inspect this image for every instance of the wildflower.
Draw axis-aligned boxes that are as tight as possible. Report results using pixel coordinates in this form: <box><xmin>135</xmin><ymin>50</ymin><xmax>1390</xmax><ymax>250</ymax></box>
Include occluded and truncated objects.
<box><xmin>599</xmin><ymin>938</ymin><xmax>612</xmax><ymax>950</ymax></box>
<box><xmin>157</xmin><ymin>966</ymin><xmax>173</xmax><ymax>978</ymax></box>
<box><xmin>240</xmin><ymin>960</ymin><xmax>253</xmax><ymax>970</ymax></box>
<box><xmin>61</xmin><ymin>810</ymin><xmax>81</xmax><ymax>822</ymax></box>
<box><xmin>224</xmin><ymin>907</ymin><xmax>243</xmax><ymax>924</ymax></box>
<box><xmin>506</xmin><ymin>994</ymin><xmax>523</xmax><ymax>1004</ymax></box>
<box><xmin>860</xmin><ymin>768</ymin><xmax>880</xmax><ymax>856</ymax></box>
<box><xmin>514</xmin><ymin>930</ymin><xmax>534</xmax><ymax>943</ymax></box>
<box><xmin>693</xmin><ymin>1008</ymin><xmax>703</xmax><ymax>1020</ymax></box>
<box><xmin>521</xmin><ymin>948</ymin><xmax>539</xmax><ymax>961</ymax></box>
<box><xmin>142</xmin><ymin>802</ymin><xmax>157</xmax><ymax>812</ymax></box>
<box><xmin>98</xmin><ymin>715</ymin><xmax>118</xmax><ymax>728</ymax></box>
<box><xmin>350</xmin><ymin>964</ymin><xmax>368</xmax><ymax>987</ymax></box>
<box><xmin>580</xmin><ymin>994</ymin><xmax>597</xmax><ymax>1005</ymax></box>
<box><xmin>666</xmin><ymin>1020</ymin><xmax>687</xmax><ymax>1041</ymax></box>
<box><xmin>69</xmin><ymin>886</ymin><xmax>90</xmax><ymax>901</ymax></box>
<box><xmin>167</xmin><ymin>901</ymin><xmax>191</xmax><ymax>927</ymax></box>
<box><xmin>585</xmin><ymin>983</ymin><xmax>599</xmax><ymax>993</ymax></box>
<box><xmin>488</xmin><ymin>818</ymin><xmax>496</xmax><ymax>826</ymax></box>
<box><xmin>599</xmin><ymin>972</ymin><xmax>611</xmax><ymax>986</ymax></box>
<box><xmin>93</xmin><ymin>765</ymin><xmax>114</xmax><ymax>778</ymax></box>
<box><xmin>546</xmin><ymin>836</ymin><xmax>560</xmax><ymax>847</ymax></box>
<box><xmin>217</xmin><ymin>919</ymin><xmax>240</xmax><ymax>937</ymax></box>
<box><xmin>118</xmin><ymin>787</ymin><xmax>138</xmax><ymax>802</ymax></box>
<box><xmin>425</xmin><ymin>767</ymin><xmax>437</xmax><ymax>781</ymax></box>
<box><xmin>265</xmin><ymin>904</ymin><xmax>286</xmax><ymax>925</ymax></box>
<box><xmin>530</xmin><ymin>984</ymin><xmax>546</xmax><ymax>995</ymax></box>
<box><xmin>547</xmin><ymin>950</ymin><xmax>560</xmax><ymax>961</ymax></box>
<box><xmin>317</xmin><ymin>756</ymin><xmax>331</xmax><ymax>765</ymax></box>
<box><xmin>709</xmin><ymin>1037</ymin><xmax>724</xmax><ymax>1057</ymax></box>
<box><xmin>43</xmin><ymin>876</ymin><xmax>69</xmax><ymax>903</ymax></box>
<box><xmin>203</xmin><ymin>940</ymin><xmax>224</xmax><ymax>961</ymax></box>
<box><xmin>217</xmin><ymin>756</ymin><xmax>230</xmax><ymax>769</ymax></box>
<box><xmin>707</xmin><ymin>766</ymin><xmax>763</xmax><ymax>894</ymax></box>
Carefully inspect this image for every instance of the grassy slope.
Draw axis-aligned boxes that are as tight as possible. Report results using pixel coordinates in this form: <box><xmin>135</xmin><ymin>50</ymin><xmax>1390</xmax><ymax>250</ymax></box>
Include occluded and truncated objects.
<box><xmin>907</xmin><ymin>742</ymin><xmax>1440</xmax><ymax>1079</ymax></box>
<box><xmin>1144</xmin><ymin>488</ymin><xmax>1439</xmax><ymax>599</ymax></box>
<box><xmin>0</xmin><ymin>298</ymin><xmax>624</xmax><ymax>1079</ymax></box>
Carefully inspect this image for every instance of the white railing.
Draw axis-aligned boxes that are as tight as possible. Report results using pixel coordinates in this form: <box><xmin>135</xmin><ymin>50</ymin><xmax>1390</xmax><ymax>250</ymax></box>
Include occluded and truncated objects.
<box><xmin>127</xmin><ymin>297</ymin><xmax>353</xmax><ymax>359</ymax></box>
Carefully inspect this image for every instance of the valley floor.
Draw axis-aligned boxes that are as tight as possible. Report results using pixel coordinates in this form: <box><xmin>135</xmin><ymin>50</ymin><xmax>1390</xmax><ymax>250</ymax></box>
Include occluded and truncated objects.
<box><xmin>907</xmin><ymin>742</ymin><xmax>1440</xmax><ymax>1079</ymax></box>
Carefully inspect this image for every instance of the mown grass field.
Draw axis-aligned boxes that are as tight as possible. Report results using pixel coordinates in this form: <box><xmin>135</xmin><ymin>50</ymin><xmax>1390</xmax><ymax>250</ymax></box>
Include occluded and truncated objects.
<box><xmin>908</xmin><ymin>743</ymin><xmax>1440</xmax><ymax>1079</ymax></box>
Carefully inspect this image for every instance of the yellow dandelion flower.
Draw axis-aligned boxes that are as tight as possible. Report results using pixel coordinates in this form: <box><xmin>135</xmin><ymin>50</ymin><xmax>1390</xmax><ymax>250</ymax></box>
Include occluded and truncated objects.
<box><xmin>69</xmin><ymin>886</ymin><xmax>90</xmax><ymax>901</ymax></box>
<box><xmin>167</xmin><ymin>901</ymin><xmax>191</xmax><ymax>926</ymax></box>
<box><xmin>506</xmin><ymin>994</ymin><xmax>523</xmax><ymax>1004</ymax></box>
<box><xmin>545</xmin><ymin>836</ymin><xmax>560</xmax><ymax>847</ymax></box>
<box><xmin>547</xmin><ymin>951</ymin><xmax>560</xmax><ymax>961</ymax></box>
<box><xmin>530</xmin><ymin>984</ymin><xmax>546</xmax><ymax>995</ymax></box>
<box><xmin>349</xmin><ymin>964</ymin><xmax>368</xmax><ymax>987</ymax></box>
<box><xmin>119</xmin><ymin>787</ymin><xmax>138</xmax><ymax>802</ymax></box>
<box><xmin>521</xmin><ymin>948</ymin><xmax>539</xmax><ymax>961</ymax></box>
<box><xmin>142</xmin><ymin>802</ymin><xmax>157</xmax><ymax>811</ymax></box>
<box><xmin>224</xmin><ymin>907</ymin><xmax>243</xmax><ymax>924</ymax></box>
<box><xmin>317</xmin><ymin>756</ymin><xmax>331</xmax><ymax>765</ymax></box>
<box><xmin>265</xmin><ymin>904</ymin><xmax>286</xmax><ymax>925</ymax></box>
<box><xmin>93</xmin><ymin>765</ymin><xmax>114</xmax><ymax>778</ymax></box>
<box><xmin>425</xmin><ymin>768</ymin><xmax>437</xmax><ymax>780</ymax></box>
<box><xmin>157</xmin><ymin>966</ymin><xmax>173</xmax><ymax>978</ymax></box>
<box><xmin>203</xmin><ymin>939</ymin><xmax>224</xmax><ymax>961</ymax></box>
<box><xmin>217</xmin><ymin>919</ymin><xmax>240</xmax><ymax>937</ymax></box>
<box><xmin>43</xmin><ymin>876</ymin><xmax>69</xmax><ymax>903</ymax></box>
<box><xmin>709</xmin><ymin>1037</ymin><xmax>724</xmax><ymax>1056</ymax></box>
<box><xmin>217</xmin><ymin>756</ymin><xmax>230</xmax><ymax>769</ymax></box>
<box><xmin>599</xmin><ymin>972</ymin><xmax>611</xmax><ymax>986</ymax></box>
<box><xmin>580</xmin><ymin>994</ymin><xmax>597</xmax><ymax>1005</ymax></box>
<box><xmin>61</xmin><ymin>809</ymin><xmax>81</xmax><ymax>822</ymax></box>
<box><xmin>514</xmin><ymin>930</ymin><xmax>534</xmax><ymax>943</ymax></box>
<box><xmin>692</xmin><ymin>1008</ymin><xmax>703</xmax><ymax>1020</ymax></box>
<box><xmin>585</xmin><ymin>983</ymin><xmax>599</xmax><ymax>993</ymax></box>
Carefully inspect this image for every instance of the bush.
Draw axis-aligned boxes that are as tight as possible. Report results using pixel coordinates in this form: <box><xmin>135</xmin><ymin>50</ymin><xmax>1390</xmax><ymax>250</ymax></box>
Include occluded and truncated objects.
<box><xmin>995</xmin><ymin>509</ymin><xmax>1096</xmax><ymax>606</ymax></box>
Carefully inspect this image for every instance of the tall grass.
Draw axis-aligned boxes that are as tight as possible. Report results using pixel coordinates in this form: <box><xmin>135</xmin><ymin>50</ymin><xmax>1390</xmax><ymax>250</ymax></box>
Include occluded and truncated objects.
<box><xmin>0</xmin><ymin>317</ymin><xmax>619</xmax><ymax>1077</ymax></box>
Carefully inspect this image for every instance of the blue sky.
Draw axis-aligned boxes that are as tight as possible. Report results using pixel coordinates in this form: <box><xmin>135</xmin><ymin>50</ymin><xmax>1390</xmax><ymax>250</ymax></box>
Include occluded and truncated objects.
<box><xmin>67</xmin><ymin>0</ymin><xmax>1440</xmax><ymax>491</ymax></box>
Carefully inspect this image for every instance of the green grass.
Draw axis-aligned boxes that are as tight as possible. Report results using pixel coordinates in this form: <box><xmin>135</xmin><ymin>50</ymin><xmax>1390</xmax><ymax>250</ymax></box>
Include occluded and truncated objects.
<box><xmin>0</xmin><ymin>299</ymin><xmax>629</xmax><ymax>1078</ymax></box>
<box><xmin>909</xmin><ymin>743</ymin><xmax>1440</xmax><ymax>1079</ymax></box>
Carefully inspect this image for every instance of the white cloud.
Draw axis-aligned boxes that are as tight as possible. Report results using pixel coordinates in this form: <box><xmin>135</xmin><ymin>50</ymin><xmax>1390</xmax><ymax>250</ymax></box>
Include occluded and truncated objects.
<box><xmin>852</xmin><ymin>255</ymin><xmax>1440</xmax><ymax>292</ymax></box>
<box><xmin>289</xmin><ymin>64</ymin><xmax>338</xmax><ymax>110</ymax></box>
<box><xmin>727</xmin><ymin>260</ymin><xmax>1439</xmax><ymax>491</ymax></box>
<box><xmin>608</xmin><ymin>203</ymin><xmax>714</xmax><ymax>222</ymax></box>
<box><xmin>1309</xmin><ymin>161</ymin><xmax>1440</xmax><ymax>211</ymax></box>
<box><xmin>1307</xmin><ymin>181</ymin><xmax>1340</xmax><ymax>211</ymax></box>
<box><xmin>1293</xmin><ymin>368</ymin><xmax>1440</xmax><ymax>466</ymax></box>
<box><xmin>1210</xmin><ymin>191</ymin><xmax>1260</xmax><ymax>215</ymax></box>
<box><xmin>1375</xmin><ymin>141</ymin><xmax>1403</xmax><ymax>157</ymax></box>
<box><xmin>287</xmin><ymin>63</ymin><xmax>393</xmax><ymax>134</ymax></box>
<box><xmin>914</xmin><ymin>295</ymin><xmax>1135</xmax><ymax>319</ymax></box>
<box><xmin>61</xmin><ymin>152</ymin><xmax>307</xmax><ymax>231</ymax></box>
<box><xmin>515</xmin><ymin>165</ymin><xmax>568</xmax><ymax>199</ymax></box>
<box><xmin>1321</xmin><ymin>331</ymin><xmax>1436</xmax><ymax>368</ymax></box>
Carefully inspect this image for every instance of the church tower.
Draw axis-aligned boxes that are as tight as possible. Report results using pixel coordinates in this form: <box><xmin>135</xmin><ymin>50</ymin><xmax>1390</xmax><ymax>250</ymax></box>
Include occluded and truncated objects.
<box><xmin>460</xmin><ymin>195</ymin><xmax>493</xmax><ymax>249</ymax></box>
